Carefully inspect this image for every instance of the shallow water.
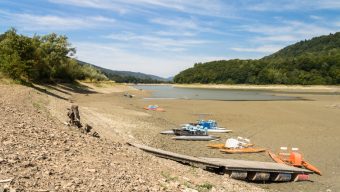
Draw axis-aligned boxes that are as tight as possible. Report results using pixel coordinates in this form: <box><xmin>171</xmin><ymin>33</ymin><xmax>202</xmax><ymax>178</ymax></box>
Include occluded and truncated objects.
<box><xmin>134</xmin><ymin>85</ymin><xmax>299</xmax><ymax>101</ymax></box>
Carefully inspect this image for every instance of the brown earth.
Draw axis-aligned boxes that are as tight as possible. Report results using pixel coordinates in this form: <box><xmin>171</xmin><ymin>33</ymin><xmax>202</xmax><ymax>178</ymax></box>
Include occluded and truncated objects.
<box><xmin>72</xmin><ymin>83</ymin><xmax>340</xmax><ymax>192</ymax></box>
<box><xmin>0</xmin><ymin>82</ymin><xmax>264</xmax><ymax>192</ymax></box>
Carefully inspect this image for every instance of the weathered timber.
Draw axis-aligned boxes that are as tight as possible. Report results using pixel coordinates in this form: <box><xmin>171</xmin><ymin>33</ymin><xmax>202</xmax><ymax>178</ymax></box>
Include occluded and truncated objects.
<box><xmin>128</xmin><ymin>143</ymin><xmax>313</xmax><ymax>175</ymax></box>
<box><xmin>67</xmin><ymin>105</ymin><xmax>82</xmax><ymax>128</ymax></box>
<box><xmin>0</xmin><ymin>178</ymin><xmax>13</xmax><ymax>183</ymax></box>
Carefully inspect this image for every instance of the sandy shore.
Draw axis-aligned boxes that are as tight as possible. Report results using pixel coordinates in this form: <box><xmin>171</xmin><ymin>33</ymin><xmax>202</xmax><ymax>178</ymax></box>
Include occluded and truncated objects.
<box><xmin>73</xmin><ymin>83</ymin><xmax>340</xmax><ymax>192</ymax></box>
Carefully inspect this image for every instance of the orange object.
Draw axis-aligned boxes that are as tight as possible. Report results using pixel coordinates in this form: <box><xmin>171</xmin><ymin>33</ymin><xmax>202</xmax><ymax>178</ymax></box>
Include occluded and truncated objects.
<box><xmin>268</xmin><ymin>151</ymin><xmax>322</xmax><ymax>176</ymax></box>
<box><xmin>302</xmin><ymin>161</ymin><xmax>322</xmax><ymax>176</ymax></box>
<box><xmin>207</xmin><ymin>143</ymin><xmax>225</xmax><ymax>149</ymax></box>
<box><xmin>268</xmin><ymin>151</ymin><xmax>286</xmax><ymax>164</ymax></box>
<box><xmin>290</xmin><ymin>152</ymin><xmax>303</xmax><ymax>166</ymax></box>
<box><xmin>220</xmin><ymin>148</ymin><xmax>266</xmax><ymax>154</ymax></box>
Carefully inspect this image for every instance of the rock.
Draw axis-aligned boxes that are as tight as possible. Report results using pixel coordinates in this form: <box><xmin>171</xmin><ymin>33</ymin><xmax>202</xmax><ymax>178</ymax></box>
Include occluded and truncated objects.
<box><xmin>22</xmin><ymin>161</ymin><xmax>35</xmax><ymax>168</ymax></box>
<box><xmin>85</xmin><ymin>169</ymin><xmax>96</xmax><ymax>173</ymax></box>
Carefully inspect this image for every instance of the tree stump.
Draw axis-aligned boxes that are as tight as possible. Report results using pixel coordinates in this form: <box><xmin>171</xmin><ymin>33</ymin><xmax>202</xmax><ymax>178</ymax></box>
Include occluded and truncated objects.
<box><xmin>67</xmin><ymin>105</ymin><xmax>82</xmax><ymax>128</ymax></box>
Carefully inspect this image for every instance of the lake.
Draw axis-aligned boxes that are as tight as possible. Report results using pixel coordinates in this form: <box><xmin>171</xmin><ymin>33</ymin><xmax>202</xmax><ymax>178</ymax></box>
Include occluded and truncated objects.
<box><xmin>133</xmin><ymin>85</ymin><xmax>299</xmax><ymax>101</ymax></box>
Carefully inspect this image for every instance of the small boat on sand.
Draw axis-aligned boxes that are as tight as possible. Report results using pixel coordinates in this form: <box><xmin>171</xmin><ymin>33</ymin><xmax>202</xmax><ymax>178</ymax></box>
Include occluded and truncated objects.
<box><xmin>182</xmin><ymin>119</ymin><xmax>229</xmax><ymax>131</ymax></box>
<box><xmin>143</xmin><ymin>105</ymin><xmax>165</xmax><ymax>112</ymax></box>
<box><xmin>160</xmin><ymin>130</ymin><xmax>176</xmax><ymax>135</ymax></box>
<box><xmin>172</xmin><ymin>127</ymin><xmax>207</xmax><ymax>136</ymax></box>
<box><xmin>161</xmin><ymin>128</ymin><xmax>231</xmax><ymax>135</ymax></box>
<box><xmin>207</xmin><ymin>143</ymin><xmax>254</xmax><ymax>149</ymax></box>
<box><xmin>208</xmin><ymin>137</ymin><xmax>265</xmax><ymax>154</ymax></box>
<box><xmin>268</xmin><ymin>149</ymin><xmax>322</xmax><ymax>175</ymax></box>
<box><xmin>220</xmin><ymin>148</ymin><xmax>266</xmax><ymax>154</ymax></box>
<box><xmin>172</xmin><ymin>135</ymin><xmax>219</xmax><ymax>141</ymax></box>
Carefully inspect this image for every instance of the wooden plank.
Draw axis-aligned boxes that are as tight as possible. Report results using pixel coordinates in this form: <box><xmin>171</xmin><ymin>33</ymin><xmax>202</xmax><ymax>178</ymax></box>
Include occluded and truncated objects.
<box><xmin>128</xmin><ymin>143</ymin><xmax>313</xmax><ymax>174</ymax></box>
<box><xmin>201</xmin><ymin>158</ymin><xmax>312</xmax><ymax>174</ymax></box>
<box><xmin>128</xmin><ymin>143</ymin><xmax>221</xmax><ymax>168</ymax></box>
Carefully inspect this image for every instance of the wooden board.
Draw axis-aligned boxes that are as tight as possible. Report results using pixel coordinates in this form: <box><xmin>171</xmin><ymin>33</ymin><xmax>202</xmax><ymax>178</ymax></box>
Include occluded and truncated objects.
<box><xmin>200</xmin><ymin>157</ymin><xmax>312</xmax><ymax>173</ymax></box>
<box><xmin>128</xmin><ymin>143</ymin><xmax>313</xmax><ymax>174</ymax></box>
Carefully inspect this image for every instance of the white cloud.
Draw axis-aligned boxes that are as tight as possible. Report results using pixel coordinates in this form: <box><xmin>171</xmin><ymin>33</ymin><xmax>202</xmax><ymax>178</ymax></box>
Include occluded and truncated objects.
<box><xmin>231</xmin><ymin>45</ymin><xmax>283</xmax><ymax>53</ymax></box>
<box><xmin>74</xmin><ymin>42</ymin><xmax>227</xmax><ymax>77</ymax></box>
<box><xmin>310</xmin><ymin>15</ymin><xmax>322</xmax><ymax>20</ymax></box>
<box><xmin>245</xmin><ymin>0</ymin><xmax>340</xmax><ymax>12</ymax></box>
<box><xmin>104</xmin><ymin>32</ymin><xmax>211</xmax><ymax>52</ymax></box>
<box><xmin>0</xmin><ymin>11</ymin><xmax>115</xmax><ymax>31</ymax></box>
<box><xmin>153</xmin><ymin>30</ymin><xmax>196</xmax><ymax>37</ymax></box>
<box><xmin>48</xmin><ymin>0</ymin><xmax>129</xmax><ymax>14</ymax></box>
<box><xmin>150</xmin><ymin>17</ymin><xmax>199</xmax><ymax>30</ymax></box>
<box><xmin>49</xmin><ymin>0</ymin><xmax>238</xmax><ymax>18</ymax></box>
<box><xmin>239</xmin><ymin>20</ymin><xmax>338</xmax><ymax>43</ymax></box>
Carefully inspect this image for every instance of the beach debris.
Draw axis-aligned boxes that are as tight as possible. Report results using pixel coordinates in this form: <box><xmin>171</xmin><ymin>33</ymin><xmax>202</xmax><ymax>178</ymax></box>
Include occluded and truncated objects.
<box><xmin>67</xmin><ymin>105</ymin><xmax>100</xmax><ymax>138</ymax></box>
<box><xmin>0</xmin><ymin>178</ymin><xmax>15</xmax><ymax>192</ymax></box>
<box><xmin>268</xmin><ymin>147</ymin><xmax>322</xmax><ymax>176</ymax></box>
<box><xmin>123</xmin><ymin>93</ymin><xmax>134</xmax><ymax>98</ymax></box>
<box><xmin>128</xmin><ymin>142</ymin><xmax>314</xmax><ymax>182</ymax></box>
<box><xmin>0</xmin><ymin>178</ymin><xmax>13</xmax><ymax>183</ymax></box>
<box><xmin>173</xmin><ymin>125</ymin><xmax>208</xmax><ymax>136</ymax></box>
<box><xmin>143</xmin><ymin>105</ymin><xmax>165</xmax><ymax>112</ymax></box>
<box><xmin>67</xmin><ymin>105</ymin><xmax>82</xmax><ymax>128</ymax></box>
<box><xmin>326</xmin><ymin>104</ymin><xmax>340</xmax><ymax>109</ymax></box>
<box><xmin>220</xmin><ymin>147</ymin><xmax>266</xmax><ymax>154</ymax></box>
<box><xmin>161</xmin><ymin>120</ymin><xmax>231</xmax><ymax>137</ymax></box>
<box><xmin>182</xmin><ymin>120</ymin><xmax>231</xmax><ymax>132</ymax></box>
<box><xmin>208</xmin><ymin>137</ymin><xmax>266</xmax><ymax>154</ymax></box>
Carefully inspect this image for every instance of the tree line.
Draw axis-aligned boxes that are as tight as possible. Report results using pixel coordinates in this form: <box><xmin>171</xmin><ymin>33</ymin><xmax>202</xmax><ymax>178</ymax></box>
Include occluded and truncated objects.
<box><xmin>0</xmin><ymin>28</ymin><xmax>107</xmax><ymax>83</ymax></box>
<box><xmin>174</xmin><ymin>33</ymin><xmax>340</xmax><ymax>85</ymax></box>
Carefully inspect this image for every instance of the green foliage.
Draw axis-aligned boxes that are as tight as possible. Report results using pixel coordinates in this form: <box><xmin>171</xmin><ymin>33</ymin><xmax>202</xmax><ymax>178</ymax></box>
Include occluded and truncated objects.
<box><xmin>0</xmin><ymin>28</ymin><xmax>107</xmax><ymax>83</ymax></box>
<box><xmin>174</xmin><ymin>32</ymin><xmax>340</xmax><ymax>85</ymax></box>
<box><xmin>81</xmin><ymin>64</ymin><xmax>108</xmax><ymax>82</ymax></box>
<box><xmin>77</xmin><ymin>60</ymin><xmax>168</xmax><ymax>83</ymax></box>
<box><xmin>197</xmin><ymin>182</ymin><xmax>213</xmax><ymax>191</ymax></box>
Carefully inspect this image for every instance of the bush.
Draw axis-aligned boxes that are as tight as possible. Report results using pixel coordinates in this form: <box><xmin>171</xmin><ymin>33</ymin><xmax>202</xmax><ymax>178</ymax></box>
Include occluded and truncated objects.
<box><xmin>0</xmin><ymin>28</ymin><xmax>107</xmax><ymax>83</ymax></box>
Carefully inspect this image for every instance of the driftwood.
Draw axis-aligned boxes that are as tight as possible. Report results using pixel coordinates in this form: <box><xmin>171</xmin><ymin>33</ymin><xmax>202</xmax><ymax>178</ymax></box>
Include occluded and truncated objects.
<box><xmin>67</xmin><ymin>105</ymin><xmax>99</xmax><ymax>138</ymax></box>
<box><xmin>67</xmin><ymin>105</ymin><xmax>82</xmax><ymax>128</ymax></box>
<box><xmin>0</xmin><ymin>178</ymin><xmax>13</xmax><ymax>183</ymax></box>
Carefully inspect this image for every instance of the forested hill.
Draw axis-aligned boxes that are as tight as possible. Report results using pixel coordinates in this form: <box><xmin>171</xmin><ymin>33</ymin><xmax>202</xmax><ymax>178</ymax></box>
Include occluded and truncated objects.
<box><xmin>174</xmin><ymin>32</ymin><xmax>340</xmax><ymax>85</ymax></box>
<box><xmin>263</xmin><ymin>32</ymin><xmax>340</xmax><ymax>60</ymax></box>
<box><xmin>77</xmin><ymin>60</ymin><xmax>168</xmax><ymax>83</ymax></box>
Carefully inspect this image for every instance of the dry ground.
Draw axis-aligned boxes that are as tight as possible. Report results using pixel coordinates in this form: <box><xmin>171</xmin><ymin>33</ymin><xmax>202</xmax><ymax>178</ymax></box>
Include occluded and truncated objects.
<box><xmin>0</xmin><ymin>82</ymin><xmax>263</xmax><ymax>192</ymax></box>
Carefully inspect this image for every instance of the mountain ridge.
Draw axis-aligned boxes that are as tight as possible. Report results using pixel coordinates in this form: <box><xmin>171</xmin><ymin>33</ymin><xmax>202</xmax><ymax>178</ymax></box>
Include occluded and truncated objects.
<box><xmin>77</xmin><ymin>60</ymin><xmax>169</xmax><ymax>83</ymax></box>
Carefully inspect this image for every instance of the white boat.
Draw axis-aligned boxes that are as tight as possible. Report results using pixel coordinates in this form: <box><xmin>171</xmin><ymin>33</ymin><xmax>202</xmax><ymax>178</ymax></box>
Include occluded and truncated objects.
<box><xmin>172</xmin><ymin>135</ymin><xmax>219</xmax><ymax>141</ymax></box>
<box><xmin>160</xmin><ymin>128</ymin><xmax>231</xmax><ymax>135</ymax></box>
<box><xmin>180</xmin><ymin>124</ymin><xmax>228</xmax><ymax>130</ymax></box>
<box><xmin>206</xmin><ymin>129</ymin><xmax>232</xmax><ymax>133</ymax></box>
<box><xmin>160</xmin><ymin>130</ymin><xmax>175</xmax><ymax>135</ymax></box>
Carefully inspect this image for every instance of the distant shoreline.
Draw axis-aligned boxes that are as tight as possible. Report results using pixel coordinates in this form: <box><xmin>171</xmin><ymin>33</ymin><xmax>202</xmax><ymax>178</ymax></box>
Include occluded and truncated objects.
<box><xmin>172</xmin><ymin>84</ymin><xmax>340</xmax><ymax>92</ymax></box>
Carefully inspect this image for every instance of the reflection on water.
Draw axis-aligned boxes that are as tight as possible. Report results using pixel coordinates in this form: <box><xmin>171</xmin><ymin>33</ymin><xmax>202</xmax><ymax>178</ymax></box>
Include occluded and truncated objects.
<box><xmin>133</xmin><ymin>85</ymin><xmax>300</xmax><ymax>101</ymax></box>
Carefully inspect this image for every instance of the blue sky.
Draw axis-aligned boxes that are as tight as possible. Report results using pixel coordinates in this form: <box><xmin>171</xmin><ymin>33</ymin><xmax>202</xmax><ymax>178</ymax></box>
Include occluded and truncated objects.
<box><xmin>1</xmin><ymin>0</ymin><xmax>340</xmax><ymax>77</ymax></box>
